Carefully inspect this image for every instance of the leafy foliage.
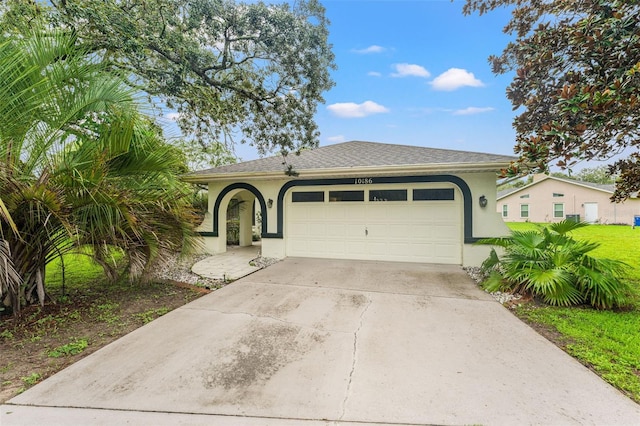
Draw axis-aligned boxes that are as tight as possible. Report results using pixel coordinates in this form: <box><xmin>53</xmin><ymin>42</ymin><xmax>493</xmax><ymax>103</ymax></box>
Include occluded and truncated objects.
<box><xmin>478</xmin><ymin>220</ymin><xmax>630</xmax><ymax>309</ymax></box>
<box><xmin>0</xmin><ymin>27</ymin><xmax>198</xmax><ymax>315</ymax></box>
<box><xmin>574</xmin><ymin>165</ymin><xmax>616</xmax><ymax>184</ymax></box>
<box><xmin>47</xmin><ymin>338</ymin><xmax>89</xmax><ymax>358</ymax></box>
<box><xmin>463</xmin><ymin>0</ymin><xmax>640</xmax><ymax>200</ymax></box>
<box><xmin>1</xmin><ymin>0</ymin><xmax>336</xmax><ymax>166</ymax></box>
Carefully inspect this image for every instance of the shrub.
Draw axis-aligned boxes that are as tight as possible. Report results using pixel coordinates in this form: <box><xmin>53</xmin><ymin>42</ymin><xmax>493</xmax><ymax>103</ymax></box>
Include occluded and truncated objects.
<box><xmin>227</xmin><ymin>220</ymin><xmax>240</xmax><ymax>245</ymax></box>
<box><xmin>478</xmin><ymin>220</ymin><xmax>630</xmax><ymax>309</ymax></box>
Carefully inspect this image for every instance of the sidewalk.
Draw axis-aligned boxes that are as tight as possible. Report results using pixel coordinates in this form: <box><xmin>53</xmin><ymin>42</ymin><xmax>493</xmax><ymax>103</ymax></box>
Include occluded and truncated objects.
<box><xmin>191</xmin><ymin>244</ymin><xmax>261</xmax><ymax>281</ymax></box>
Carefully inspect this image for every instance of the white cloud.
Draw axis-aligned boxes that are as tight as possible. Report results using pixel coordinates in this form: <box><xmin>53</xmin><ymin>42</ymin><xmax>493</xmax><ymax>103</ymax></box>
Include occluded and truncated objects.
<box><xmin>391</xmin><ymin>63</ymin><xmax>431</xmax><ymax>78</ymax></box>
<box><xmin>327</xmin><ymin>135</ymin><xmax>346</xmax><ymax>143</ymax></box>
<box><xmin>431</xmin><ymin>68</ymin><xmax>484</xmax><ymax>91</ymax></box>
<box><xmin>352</xmin><ymin>45</ymin><xmax>386</xmax><ymax>54</ymax></box>
<box><xmin>327</xmin><ymin>100</ymin><xmax>390</xmax><ymax>118</ymax></box>
<box><xmin>164</xmin><ymin>112</ymin><xmax>180</xmax><ymax>121</ymax></box>
<box><xmin>453</xmin><ymin>106</ymin><xmax>495</xmax><ymax>115</ymax></box>
<box><xmin>368</xmin><ymin>71</ymin><xmax>382</xmax><ymax>77</ymax></box>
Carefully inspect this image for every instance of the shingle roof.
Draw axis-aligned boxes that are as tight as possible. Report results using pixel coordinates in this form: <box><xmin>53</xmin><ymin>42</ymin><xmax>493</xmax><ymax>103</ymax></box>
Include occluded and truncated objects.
<box><xmin>185</xmin><ymin>141</ymin><xmax>516</xmax><ymax>179</ymax></box>
<box><xmin>497</xmin><ymin>175</ymin><xmax>616</xmax><ymax>200</ymax></box>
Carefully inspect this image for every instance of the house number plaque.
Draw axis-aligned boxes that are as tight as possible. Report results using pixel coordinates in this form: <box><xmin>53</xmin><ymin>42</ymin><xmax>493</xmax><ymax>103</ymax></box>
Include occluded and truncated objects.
<box><xmin>354</xmin><ymin>178</ymin><xmax>374</xmax><ymax>184</ymax></box>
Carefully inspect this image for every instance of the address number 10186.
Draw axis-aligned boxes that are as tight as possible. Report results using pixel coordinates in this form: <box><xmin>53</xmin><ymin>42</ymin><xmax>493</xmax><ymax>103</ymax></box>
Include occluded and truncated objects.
<box><xmin>354</xmin><ymin>178</ymin><xmax>373</xmax><ymax>184</ymax></box>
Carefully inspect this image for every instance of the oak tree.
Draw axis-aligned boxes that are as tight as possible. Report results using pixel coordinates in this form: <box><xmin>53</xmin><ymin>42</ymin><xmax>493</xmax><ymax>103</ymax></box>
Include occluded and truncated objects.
<box><xmin>1</xmin><ymin>0</ymin><xmax>336</xmax><ymax>165</ymax></box>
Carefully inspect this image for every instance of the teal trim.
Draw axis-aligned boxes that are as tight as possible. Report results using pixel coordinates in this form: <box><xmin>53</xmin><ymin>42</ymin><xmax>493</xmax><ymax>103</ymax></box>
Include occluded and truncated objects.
<box><xmin>275</xmin><ymin>175</ymin><xmax>478</xmax><ymax>243</ymax></box>
<box><xmin>205</xmin><ymin>175</ymin><xmax>484</xmax><ymax>244</ymax></box>
<box><xmin>210</xmin><ymin>183</ymin><xmax>268</xmax><ymax>238</ymax></box>
<box><xmin>197</xmin><ymin>231</ymin><xmax>217</xmax><ymax>237</ymax></box>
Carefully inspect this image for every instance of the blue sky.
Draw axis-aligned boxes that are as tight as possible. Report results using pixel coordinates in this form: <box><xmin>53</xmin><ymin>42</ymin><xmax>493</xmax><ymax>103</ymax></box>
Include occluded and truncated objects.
<box><xmin>312</xmin><ymin>0</ymin><xmax>517</xmax><ymax>160</ymax></box>
<box><xmin>163</xmin><ymin>0</ymin><xmax>520</xmax><ymax>162</ymax></box>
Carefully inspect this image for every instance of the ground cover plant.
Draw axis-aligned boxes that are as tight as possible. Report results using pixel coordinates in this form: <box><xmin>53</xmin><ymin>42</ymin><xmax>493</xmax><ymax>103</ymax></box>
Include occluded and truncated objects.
<box><xmin>500</xmin><ymin>222</ymin><xmax>640</xmax><ymax>403</ymax></box>
<box><xmin>0</xmin><ymin>252</ymin><xmax>207</xmax><ymax>403</ymax></box>
<box><xmin>478</xmin><ymin>220</ymin><xmax>631</xmax><ymax>309</ymax></box>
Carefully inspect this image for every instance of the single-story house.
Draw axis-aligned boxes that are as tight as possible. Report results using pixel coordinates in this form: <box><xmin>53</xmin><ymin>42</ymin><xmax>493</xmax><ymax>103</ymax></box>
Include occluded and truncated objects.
<box><xmin>497</xmin><ymin>174</ymin><xmax>640</xmax><ymax>224</ymax></box>
<box><xmin>183</xmin><ymin>141</ymin><xmax>515</xmax><ymax>267</ymax></box>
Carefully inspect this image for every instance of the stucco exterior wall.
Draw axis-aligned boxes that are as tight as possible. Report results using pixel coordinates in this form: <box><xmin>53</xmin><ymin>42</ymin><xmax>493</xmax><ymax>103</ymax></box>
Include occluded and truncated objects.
<box><xmin>195</xmin><ymin>179</ymin><xmax>290</xmax><ymax>255</ymax></box>
<box><xmin>498</xmin><ymin>178</ymin><xmax>640</xmax><ymax>224</ymax></box>
<box><xmin>457</xmin><ymin>172</ymin><xmax>510</xmax><ymax>266</ymax></box>
<box><xmin>196</xmin><ymin>172</ymin><xmax>508</xmax><ymax>267</ymax></box>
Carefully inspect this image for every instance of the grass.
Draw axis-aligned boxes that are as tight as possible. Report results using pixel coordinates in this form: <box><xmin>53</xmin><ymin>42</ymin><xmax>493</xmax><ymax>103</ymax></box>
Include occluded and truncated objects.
<box><xmin>503</xmin><ymin>222</ymin><xmax>640</xmax><ymax>403</ymax></box>
<box><xmin>0</xmin><ymin>248</ymin><xmax>207</xmax><ymax>403</ymax></box>
<box><xmin>506</xmin><ymin>222</ymin><xmax>640</xmax><ymax>282</ymax></box>
<box><xmin>46</xmin><ymin>247</ymin><xmax>124</xmax><ymax>294</ymax></box>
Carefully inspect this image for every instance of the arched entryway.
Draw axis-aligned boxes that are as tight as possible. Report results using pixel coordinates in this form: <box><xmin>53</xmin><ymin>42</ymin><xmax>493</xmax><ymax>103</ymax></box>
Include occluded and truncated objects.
<box><xmin>220</xmin><ymin>189</ymin><xmax>260</xmax><ymax>248</ymax></box>
<box><xmin>198</xmin><ymin>182</ymin><xmax>268</xmax><ymax>255</ymax></box>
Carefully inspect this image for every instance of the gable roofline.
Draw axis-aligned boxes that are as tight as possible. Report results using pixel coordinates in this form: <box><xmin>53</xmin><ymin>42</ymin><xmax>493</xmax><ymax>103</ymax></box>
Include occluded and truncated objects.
<box><xmin>496</xmin><ymin>175</ymin><xmax>614</xmax><ymax>200</ymax></box>
<box><xmin>184</xmin><ymin>161</ymin><xmax>512</xmax><ymax>182</ymax></box>
<box><xmin>183</xmin><ymin>140</ymin><xmax>515</xmax><ymax>183</ymax></box>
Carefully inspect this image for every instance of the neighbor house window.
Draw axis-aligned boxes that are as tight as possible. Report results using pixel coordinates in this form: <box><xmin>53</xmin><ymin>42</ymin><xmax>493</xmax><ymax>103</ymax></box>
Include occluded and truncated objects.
<box><xmin>329</xmin><ymin>190</ymin><xmax>364</xmax><ymax>202</ymax></box>
<box><xmin>553</xmin><ymin>203</ymin><xmax>564</xmax><ymax>218</ymax></box>
<box><xmin>502</xmin><ymin>204</ymin><xmax>508</xmax><ymax>218</ymax></box>
<box><xmin>292</xmin><ymin>191</ymin><xmax>324</xmax><ymax>202</ymax></box>
<box><xmin>413</xmin><ymin>188</ymin><xmax>455</xmax><ymax>201</ymax></box>
<box><xmin>519</xmin><ymin>194</ymin><xmax>530</xmax><ymax>199</ymax></box>
<box><xmin>553</xmin><ymin>193</ymin><xmax>564</xmax><ymax>197</ymax></box>
<box><xmin>369</xmin><ymin>189</ymin><xmax>407</xmax><ymax>202</ymax></box>
<box><xmin>520</xmin><ymin>204</ymin><xmax>529</xmax><ymax>218</ymax></box>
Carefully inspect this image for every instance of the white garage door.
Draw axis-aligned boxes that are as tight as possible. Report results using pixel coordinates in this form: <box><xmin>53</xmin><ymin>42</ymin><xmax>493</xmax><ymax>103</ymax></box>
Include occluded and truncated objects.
<box><xmin>285</xmin><ymin>185</ymin><xmax>462</xmax><ymax>264</ymax></box>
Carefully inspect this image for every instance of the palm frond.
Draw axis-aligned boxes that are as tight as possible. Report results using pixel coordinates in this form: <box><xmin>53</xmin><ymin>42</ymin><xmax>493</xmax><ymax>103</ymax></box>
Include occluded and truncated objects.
<box><xmin>548</xmin><ymin>219</ymin><xmax>589</xmax><ymax>235</ymax></box>
<box><xmin>477</xmin><ymin>221</ymin><xmax>630</xmax><ymax>309</ymax></box>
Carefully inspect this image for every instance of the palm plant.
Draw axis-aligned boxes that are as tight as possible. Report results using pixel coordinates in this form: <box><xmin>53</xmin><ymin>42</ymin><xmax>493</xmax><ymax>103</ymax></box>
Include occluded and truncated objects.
<box><xmin>0</xmin><ymin>27</ymin><xmax>197</xmax><ymax>315</ymax></box>
<box><xmin>478</xmin><ymin>220</ymin><xmax>630</xmax><ymax>309</ymax></box>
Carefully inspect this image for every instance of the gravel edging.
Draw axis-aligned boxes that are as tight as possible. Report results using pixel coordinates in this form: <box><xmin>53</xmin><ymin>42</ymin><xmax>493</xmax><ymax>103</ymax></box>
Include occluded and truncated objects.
<box><xmin>150</xmin><ymin>252</ymin><xmax>280</xmax><ymax>290</ymax></box>
<box><xmin>463</xmin><ymin>266</ymin><xmax>523</xmax><ymax>306</ymax></box>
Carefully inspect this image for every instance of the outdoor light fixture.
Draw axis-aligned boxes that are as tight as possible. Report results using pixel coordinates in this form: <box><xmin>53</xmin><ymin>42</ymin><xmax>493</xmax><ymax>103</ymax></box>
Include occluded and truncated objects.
<box><xmin>479</xmin><ymin>195</ymin><xmax>488</xmax><ymax>208</ymax></box>
<box><xmin>267</xmin><ymin>198</ymin><xmax>273</xmax><ymax>208</ymax></box>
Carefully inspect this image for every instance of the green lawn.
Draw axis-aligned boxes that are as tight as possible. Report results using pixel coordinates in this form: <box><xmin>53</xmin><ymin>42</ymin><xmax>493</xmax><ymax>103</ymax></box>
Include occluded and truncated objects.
<box><xmin>503</xmin><ymin>222</ymin><xmax>640</xmax><ymax>403</ymax></box>
<box><xmin>506</xmin><ymin>222</ymin><xmax>640</xmax><ymax>285</ymax></box>
<box><xmin>46</xmin><ymin>248</ymin><xmax>124</xmax><ymax>294</ymax></box>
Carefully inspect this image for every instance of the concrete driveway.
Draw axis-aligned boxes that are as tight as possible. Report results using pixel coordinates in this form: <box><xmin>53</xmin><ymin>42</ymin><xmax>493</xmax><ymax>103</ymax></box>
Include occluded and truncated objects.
<box><xmin>3</xmin><ymin>258</ymin><xmax>640</xmax><ymax>425</ymax></box>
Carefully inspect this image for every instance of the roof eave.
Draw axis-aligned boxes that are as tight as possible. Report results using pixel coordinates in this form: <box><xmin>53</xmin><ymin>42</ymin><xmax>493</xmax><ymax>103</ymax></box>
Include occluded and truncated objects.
<box><xmin>496</xmin><ymin>175</ymin><xmax>615</xmax><ymax>200</ymax></box>
<box><xmin>182</xmin><ymin>162</ymin><xmax>509</xmax><ymax>183</ymax></box>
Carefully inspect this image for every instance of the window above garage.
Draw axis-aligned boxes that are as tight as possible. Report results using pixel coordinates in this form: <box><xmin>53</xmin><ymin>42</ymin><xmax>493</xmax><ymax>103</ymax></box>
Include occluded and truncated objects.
<box><xmin>413</xmin><ymin>188</ymin><xmax>455</xmax><ymax>201</ymax></box>
<box><xmin>369</xmin><ymin>189</ymin><xmax>407</xmax><ymax>202</ymax></box>
<box><xmin>292</xmin><ymin>191</ymin><xmax>324</xmax><ymax>202</ymax></box>
<box><xmin>329</xmin><ymin>190</ymin><xmax>365</xmax><ymax>202</ymax></box>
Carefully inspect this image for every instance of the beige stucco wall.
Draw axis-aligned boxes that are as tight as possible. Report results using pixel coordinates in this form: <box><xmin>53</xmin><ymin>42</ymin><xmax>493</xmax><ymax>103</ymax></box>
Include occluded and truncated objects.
<box><xmin>196</xmin><ymin>172</ymin><xmax>509</xmax><ymax>267</ymax></box>
<box><xmin>457</xmin><ymin>172</ymin><xmax>510</xmax><ymax>266</ymax></box>
<box><xmin>195</xmin><ymin>179</ymin><xmax>289</xmax><ymax>255</ymax></box>
<box><xmin>498</xmin><ymin>178</ymin><xmax>640</xmax><ymax>224</ymax></box>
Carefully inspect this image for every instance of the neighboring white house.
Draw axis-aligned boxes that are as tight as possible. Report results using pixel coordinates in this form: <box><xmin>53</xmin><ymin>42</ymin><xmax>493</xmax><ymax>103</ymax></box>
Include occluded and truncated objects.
<box><xmin>183</xmin><ymin>141</ymin><xmax>515</xmax><ymax>267</ymax></box>
<box><xmin>497</xmin><ymin>174</ymin><xmax>640</xmax><ymax>225</ymax></box>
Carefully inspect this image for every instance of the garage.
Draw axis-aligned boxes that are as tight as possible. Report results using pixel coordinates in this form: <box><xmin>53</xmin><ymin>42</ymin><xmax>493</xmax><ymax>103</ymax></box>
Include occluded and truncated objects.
<box><xmin>185</xmin><ymin>140</ymin><xmax>515</xmax><ymax>267</ymax></box>
<box><xmin>285</xmin><ymin>184</ymin><xmax>462</xmax><ymax>264</ymax></box>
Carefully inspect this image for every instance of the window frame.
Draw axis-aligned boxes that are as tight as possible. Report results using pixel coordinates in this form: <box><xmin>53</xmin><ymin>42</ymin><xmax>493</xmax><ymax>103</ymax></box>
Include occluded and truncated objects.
<box><xmin>292</xmin><ymin>191</ymin><xmax>325</xmax><ymax>203</ymax></box>
<box><xmin>502</xmin><ymin>204</ymin><xmax>508</xmax><ymax>218</ymax></box>
<box><xmin>413</xmin><ymin>188</ymin><xmax>455</xmax><ymax>201</ymax></box>
<box><xmin>369</xmin><ymin>189</ymin><xmax>407</xmax><ymax>202</ymax></box>
<box><xmin>328</xmin><ymin>190</ymin><xmax>365</xmax><ymax>202</ymax></box>
<box><xmin>553</xmin><ymin>203</ymin><xmax>564</xmax><ymax>218</ymax></box>
<box><xmin>520</xmin><ymin>203</ymin><xmax>529</xmax><ymax>218</ymax></box>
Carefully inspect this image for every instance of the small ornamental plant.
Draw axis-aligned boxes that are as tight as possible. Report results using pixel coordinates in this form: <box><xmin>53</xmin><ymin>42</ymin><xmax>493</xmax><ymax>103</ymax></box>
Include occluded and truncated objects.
<box><xmin>477</xmin><ymin>220</ymin><xmax>630</xmax><ymax>309</ymax></box>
